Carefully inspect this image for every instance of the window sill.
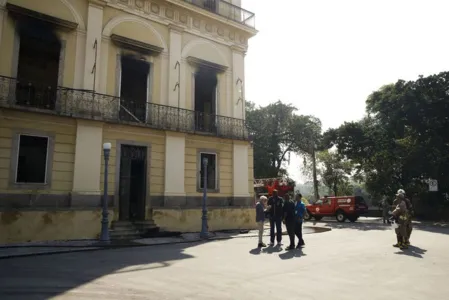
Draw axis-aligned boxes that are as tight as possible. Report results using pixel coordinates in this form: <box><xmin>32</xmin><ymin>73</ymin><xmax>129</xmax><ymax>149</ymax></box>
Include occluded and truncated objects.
<box><xmin>9</xmin><ymin>182</ymin><xmax>51</xmax><ymax>190</ymax></box>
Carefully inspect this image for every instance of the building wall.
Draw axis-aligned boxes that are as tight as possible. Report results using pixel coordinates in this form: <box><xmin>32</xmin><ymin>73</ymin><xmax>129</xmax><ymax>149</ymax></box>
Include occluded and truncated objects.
<box><xmin>0</xmin><ymin>0</ymin><xmax>256</xmax><ymax>243</ymax></box>
<box><xmin>101</xmin><ymin>123</ymin><xmax>166</xmax><ymax>219</ymax></box>
<box><xmin>0</xmin><ymin>110</ymin><xmax>76</xmax><ymax>199</ymax></box>
<box><xmin>0</xmin><ymin>0</ymin><xmax>251</xmax><ymax>118</ymax></box>
<box><xmin>0</xmin><ymin>209</ymin><xmax>114</xmax><ymax>244</ymax></box>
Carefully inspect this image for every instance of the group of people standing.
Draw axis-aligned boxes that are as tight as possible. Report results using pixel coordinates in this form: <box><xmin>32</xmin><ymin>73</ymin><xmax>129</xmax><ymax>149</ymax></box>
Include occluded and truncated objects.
<box><xmin>389</xmin><ymin>189</ymin><xmax>414</xmax><ymax>250</ymax></box>
<box><xmin>255</xmin><ymin>190</ymin><xmax>306</xmax><ymax>250</ymax></box>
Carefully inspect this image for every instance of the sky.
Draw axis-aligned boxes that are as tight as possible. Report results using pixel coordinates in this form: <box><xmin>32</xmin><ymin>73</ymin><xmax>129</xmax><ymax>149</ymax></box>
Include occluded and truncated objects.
<box><xmin>242</xmin><ymin>0</ymin><xmax>449</xmax><ymax>183</ymax></box>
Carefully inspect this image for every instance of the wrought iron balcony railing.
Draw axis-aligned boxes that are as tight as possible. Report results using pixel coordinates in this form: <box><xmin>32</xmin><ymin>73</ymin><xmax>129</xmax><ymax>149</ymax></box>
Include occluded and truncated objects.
<box><xmin>183</xmin><ymin>0</ymin><xmax>255</xmax><ymax>28</ymax></box>
<box><xmin>0</xmin><ymin>76</ymin><xmax>249</xmax><ymax>140</ymax></box>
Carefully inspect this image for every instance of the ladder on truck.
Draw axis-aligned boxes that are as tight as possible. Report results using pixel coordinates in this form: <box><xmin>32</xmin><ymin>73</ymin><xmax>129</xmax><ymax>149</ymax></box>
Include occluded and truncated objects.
<box><xmin>253</xmin><ymin>177</ymin><xmax>289</xmax><ymax>187</ymax></box>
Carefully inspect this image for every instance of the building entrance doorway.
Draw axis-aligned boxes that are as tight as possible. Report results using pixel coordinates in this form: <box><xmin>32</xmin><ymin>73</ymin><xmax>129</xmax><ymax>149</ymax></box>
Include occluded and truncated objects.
<box><xmin>118</xmin><ymin>145</ymin><xmax>147</xmax><ymax>221</ymax></box>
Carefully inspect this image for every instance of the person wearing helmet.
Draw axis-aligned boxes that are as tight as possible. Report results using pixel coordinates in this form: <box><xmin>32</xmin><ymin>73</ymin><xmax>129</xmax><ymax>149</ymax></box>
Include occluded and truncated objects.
<box><xmin>390</xmin><ymin>193</ymin><xmax>409</xmax><ymax>249</ymax></box>
<box><xmin>396</xmin><ymin>189</ymin><xmax>414</xmax><ymax>245</ymax></box>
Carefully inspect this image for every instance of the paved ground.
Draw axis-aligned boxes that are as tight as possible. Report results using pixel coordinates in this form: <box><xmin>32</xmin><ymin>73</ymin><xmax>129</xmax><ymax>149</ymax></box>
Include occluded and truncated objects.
<box><xmin>0</xmin><ymin>223</ymin><xmax>328</xmax><ymax>259</ymax></box>
<box><xmin>0</xmin><ymin>220</ymin><xmax>448</xmax><ymax>300</ymax></box>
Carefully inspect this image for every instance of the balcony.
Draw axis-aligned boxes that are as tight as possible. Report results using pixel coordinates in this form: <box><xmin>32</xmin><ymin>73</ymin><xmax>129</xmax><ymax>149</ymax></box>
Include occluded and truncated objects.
<box><xmin>0</xmin><ymin>76</ymin><xmax>249</xmax><ymax>140</ymax></box>
<box><xmin>183</xmin><ymin>0</ymin><xmax>255</xmax><ymax>28</ymax></box>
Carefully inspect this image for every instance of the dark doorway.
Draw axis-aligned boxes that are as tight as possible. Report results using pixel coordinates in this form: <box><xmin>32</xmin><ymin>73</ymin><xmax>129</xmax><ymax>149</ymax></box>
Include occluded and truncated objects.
<box><xmin>118</xmin><ymin>145</ymin><xmax>147</xmax><ymax>221</ymax></box>
<box><xmin>194</xmin><ymin>68</ymin><xmax>217</xmax><ymax>132</ymax></box>
<box><xmin>119</xmin><ymin>55</ymin><xmax>150</xmax><ymax>123</ymax></box>
<box><xmin>16</xmin><ymin>19</ymin><xmax>61</xmax><ymax>110</ymax></box>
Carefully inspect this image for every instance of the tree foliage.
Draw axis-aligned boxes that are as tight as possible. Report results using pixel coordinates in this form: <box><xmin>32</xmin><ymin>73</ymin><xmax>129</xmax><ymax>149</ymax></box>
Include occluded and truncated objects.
<box><xmin>302</xmin><ymin>150</ymin><xmax>354</xmax><ymax>196</ymax></box>
<box><xmin>323</xmin><ymin>71</ymin><xmax>449</xmax><ymax>207</ymax></box>
<box><xmin>246</xmin><ymin>100</ymin><xmax>322</xmax><ymax>179</ymax></box>
<box><xmin>316</xmin><ymin>151</ymin><xmax>353</xmax><ymax>196</ymax></box>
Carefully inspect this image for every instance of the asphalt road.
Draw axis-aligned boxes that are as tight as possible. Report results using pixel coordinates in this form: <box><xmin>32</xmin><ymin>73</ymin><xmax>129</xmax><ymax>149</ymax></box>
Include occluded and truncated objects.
<box><xmin>0</xmin><ymin>221</ymin><xmax>448</xmax><ymax>300</ymax></box>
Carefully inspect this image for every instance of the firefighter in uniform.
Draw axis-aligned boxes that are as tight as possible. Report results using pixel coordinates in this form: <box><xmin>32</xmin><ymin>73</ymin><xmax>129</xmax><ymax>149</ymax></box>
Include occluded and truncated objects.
<box><xmin>396</xmin><ymin>189</ymin><xmax>413</xmax><ymax>245</ymax></box>
<box><xmin>390</xmin><ymin>193</ymin><xmax>409</xmax><ymax>249</ymax></box>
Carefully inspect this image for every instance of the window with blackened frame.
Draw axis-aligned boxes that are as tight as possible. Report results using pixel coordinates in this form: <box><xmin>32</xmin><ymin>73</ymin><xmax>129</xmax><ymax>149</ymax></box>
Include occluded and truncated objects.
<box><xmin>16</xmin><ymin>135</ymin><xmax>49</xmax><ymax>184</ymax></box>
<box><xmin>199</xmin><ymin>153</ymin><xmax>217</xmax><ymax>190</ymax></box>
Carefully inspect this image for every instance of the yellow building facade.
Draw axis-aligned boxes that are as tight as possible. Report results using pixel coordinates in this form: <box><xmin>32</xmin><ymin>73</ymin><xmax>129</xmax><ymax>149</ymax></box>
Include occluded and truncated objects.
<box><xmin>0</xmin><ymin>0</ymin><xmax>257</xmax><ymax>243</ymax></box>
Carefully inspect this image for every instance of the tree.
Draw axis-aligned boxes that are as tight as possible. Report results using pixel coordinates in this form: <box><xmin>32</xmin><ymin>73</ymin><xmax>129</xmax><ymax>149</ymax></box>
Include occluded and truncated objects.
<box><xmin>316</xmin><ymin>151</ymin><xmax>353</xmax><ymax>196</ymax></box>
<box><xmin>246</xmin><ymin>100</ymin><xmax>322</xmax><ymax>179</ymax></box>
<box><xmin>323</xmin><ymin>71</ymin><xmax>449</xmax><ymax>211</ymax></box>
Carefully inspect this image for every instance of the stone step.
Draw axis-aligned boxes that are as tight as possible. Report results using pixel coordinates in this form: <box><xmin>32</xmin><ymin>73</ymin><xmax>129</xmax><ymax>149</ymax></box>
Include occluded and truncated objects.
<box><xmin>110</xmin><ymin>220</ymin><xmax>160</xmax><ymax>240</ymax></box>
<box><xmin>112</xmin><ymin>226</ymin><xmax>140</xmax><ymax>232</ymax></box>
<box><xmin>109</xmin><ymin>229</ymin><xmax>141</xmax><ymax>240</ymax></box>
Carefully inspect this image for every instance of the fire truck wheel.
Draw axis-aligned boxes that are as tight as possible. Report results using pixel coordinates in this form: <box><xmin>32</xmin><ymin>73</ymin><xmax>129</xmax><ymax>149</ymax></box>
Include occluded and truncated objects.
<box><xmin>336</xmin><ymin>210</ymin><xmax>347</xmax><ymax>223</ymax></box>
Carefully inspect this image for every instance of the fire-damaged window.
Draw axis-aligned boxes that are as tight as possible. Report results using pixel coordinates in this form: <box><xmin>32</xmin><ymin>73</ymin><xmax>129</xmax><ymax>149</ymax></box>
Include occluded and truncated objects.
<box><xmin>15</xmin><ymin>18</ymin><xmax>61</xmax><ymax>110</ymax></box>
<box><xmin>10</xmin><ymin>130</ymin><xmax>55</xmax><ymax>189</ymax></box>
<box><xmin>119</xmin><ymin>55</ymin><xmax>150</xmax><ymax>123</ymax></box>
<box><xmin>198</xmin><ymin>152</ymin><xmax>218</xmax><ymax>191</ymax></box>
<box><xmin>194</xmin><ymin>68</ymin><xmax>218</xmax><ymax>132</ymax></box>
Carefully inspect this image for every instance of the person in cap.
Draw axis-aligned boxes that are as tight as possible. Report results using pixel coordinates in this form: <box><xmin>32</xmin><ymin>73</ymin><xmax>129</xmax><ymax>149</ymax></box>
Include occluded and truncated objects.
<box><xmin>267</xmin><ymin>189</ymin><xmax>284</xmax><ymax>246</ymax></box>
<box><xmin>255</xmin><ymin>195</ymin><xmax>268</xmax><ymax>248</ymax></box>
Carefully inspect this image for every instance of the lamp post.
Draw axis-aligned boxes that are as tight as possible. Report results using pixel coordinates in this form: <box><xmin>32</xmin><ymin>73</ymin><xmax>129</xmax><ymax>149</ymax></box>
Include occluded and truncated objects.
<box><xmin>100</xmin><ymin>142</ymin><xmax>111</xmax><ymax>242</ymax></box>
<box><xmin>200</xmin><ymin>157</ymin><xmax>209</xmax><ymax>239</ymax></box>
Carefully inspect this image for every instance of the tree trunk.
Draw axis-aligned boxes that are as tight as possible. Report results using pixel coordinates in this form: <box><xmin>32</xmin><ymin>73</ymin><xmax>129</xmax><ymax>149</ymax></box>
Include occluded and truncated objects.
<box><xmin>312</xmin><ymin>148</ymin><xmax>319</xmax><ymax>200</ymax></box>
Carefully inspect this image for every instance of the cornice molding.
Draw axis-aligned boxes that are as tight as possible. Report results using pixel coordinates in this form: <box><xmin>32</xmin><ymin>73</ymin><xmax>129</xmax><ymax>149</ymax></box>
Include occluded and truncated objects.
<box><xmin>106</xmin><ymin>2</ymin><xmax>241</xmax><ymax>49</ymax></box>
<box><xmin>231</xmin><ymin>44</ymin><xmax>247</xmax><ymax>54</ymax></box>
<box><xmin>89</xmin><ymin>0</ymin><xmax>107</xmax><ymax>8</ymax></box>
<box><xmin>6</xmin><ymin>3</ymin><xmax>78</xmax><ymax>31</ymax></box>
<box><xmin>187</xmin><ymin>56</ymin><xmax>228</xmax><ymax>73</ymax></box>
<box><xmin>168</xmin><ymin>23</ymin><xmax>185</xmax><ymax>34</ymax></box>
<box><xmin>108</xmin><ymin>0</ymin><xmax>254</xmax><ymax>46</ymax></box>
<box><xmin>166</xmin><ymin>0</ymin><xmax>257</xmax><ymax>36</ymax></box>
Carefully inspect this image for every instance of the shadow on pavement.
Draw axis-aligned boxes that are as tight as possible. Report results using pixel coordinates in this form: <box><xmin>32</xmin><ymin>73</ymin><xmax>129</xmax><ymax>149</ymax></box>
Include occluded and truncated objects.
<box><xmin>412</xmin><ymin>224</ymin><xmax>449</xmax><ymax>236</ymax></box>
<box><xmin>278</xmin><ymin>249</ymin><xmax>306</xmax><ymax>260</ymax></box>
<box><xmin>0</xmin><ymin>241</ymin><xmax>200</xmax><ymax>300</ymax></box>
<box><xmin>249</xmin><ymin>247</ymin><xmax>262</xmax><ymax>255</ymax></box>
<box><xmin>262</xmin><ymin>245</ymin><xmax>283</xmax><ymax>254</ymax></box>
<box><xmin>395</xmin><ymin>245</ymin><xmax>427</xmax><ymax>258</ymax></box>
<box><xmin>320</xmin><ymin>221</ymin><xmax>391</xmax><ymax>231</ymax></box>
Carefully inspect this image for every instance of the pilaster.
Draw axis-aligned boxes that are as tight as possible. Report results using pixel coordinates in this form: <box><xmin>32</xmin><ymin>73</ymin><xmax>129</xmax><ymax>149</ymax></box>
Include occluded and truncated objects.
<box><xmin>0</xmin><ymin>0</ymin><xmax>6</xmax><ymax>50</ymax></box>
<box><xmin>83</xmin><ymin>1</ymin><xmax>105</xmax><ymax>91</ymax></box>
<box><xmin>163</xmin><ymin>132</ymin><xmax>186</xmax><ymax>205</ymax></box>
<box><xmin>232</xmin><ymin>46</ymin><xmax>246</xmax><ymax>120</ymax></box>
<box><xmin>168</xmin><ymin>24</ymin><xmax>184</xmax><ymax>107</ymax></box>
<box><xmin>233</xmin><ymin>143</ymin><xmax>250</xmax><ymax>198</ymax></box>
<box><xmin>71</xmin><ymin>120</ymin><xmax>104</xmax><ymax>206</ymax></box>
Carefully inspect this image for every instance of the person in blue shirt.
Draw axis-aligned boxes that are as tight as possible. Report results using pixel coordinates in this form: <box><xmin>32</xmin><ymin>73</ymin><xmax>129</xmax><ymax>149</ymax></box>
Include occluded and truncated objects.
<box><xmin>294</xmin><ymin>193</ymin><xmax>306</xmax><ymax>248</ymax></box>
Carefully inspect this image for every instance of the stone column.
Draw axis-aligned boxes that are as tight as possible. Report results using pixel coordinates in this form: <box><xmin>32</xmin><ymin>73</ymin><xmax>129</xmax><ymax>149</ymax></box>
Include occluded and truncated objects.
<box><xmin>168</xmin><ymin>24</ymin><xmax>183</xmax><ymax>107</ymax></box>
<box><xmin>83</xmin><ymin>0</ymin><xmax>105</xmax><ymax>91</ymax></box>
<box><xmin>71</xmin><ymin>120</ymin><xmax>104</xmax><ymax>206</ymax></box>
<box><xmin>163</xmin><ymin>132</ymin><xmax>186</xmax><ymax>207</ymax></box>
